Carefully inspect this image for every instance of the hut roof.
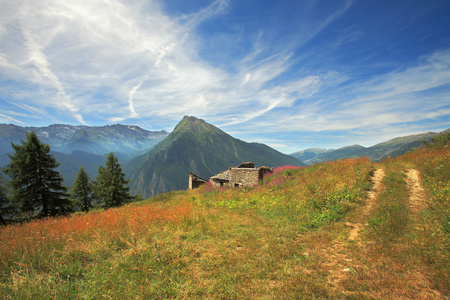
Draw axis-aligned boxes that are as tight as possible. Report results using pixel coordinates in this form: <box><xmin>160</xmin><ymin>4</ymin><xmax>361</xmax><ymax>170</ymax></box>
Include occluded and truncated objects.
<box><xmin>258</xmin><ymin>166</ymin><xmax>273</xmax><ymax>172</ymax></box>
<box><xmin>211</xmin><ymin>170</ymin><xmax>230</xmax><ymax>181</ymax></box>
<box><xmin>237</xmin><ymin>161</ymin><xmax>255</xmax><ymax>168</ymax></box>
<box><xmin>189</xmin><ymin>172</ymin><xmax>208</xmax><ymax>182</ymax></box>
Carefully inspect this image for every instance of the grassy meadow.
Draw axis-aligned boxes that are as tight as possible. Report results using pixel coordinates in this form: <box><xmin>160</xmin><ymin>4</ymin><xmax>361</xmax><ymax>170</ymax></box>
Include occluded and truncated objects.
<box><xmin>1</xmin><ymin>144</ymin><xmax>449</xmax><ymax>299</ymax></box>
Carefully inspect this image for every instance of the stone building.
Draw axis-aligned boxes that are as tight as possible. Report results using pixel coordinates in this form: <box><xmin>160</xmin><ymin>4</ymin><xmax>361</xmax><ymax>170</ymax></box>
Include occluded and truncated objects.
<box><xmin>210</xmin><ymin>162</ymin><xmax>273</xmax><ymax>188</ymax></box>
<box><xmin>188</xmin><ymin>173</ymin><xmax>208</xmax><ymax>189</ymax></box>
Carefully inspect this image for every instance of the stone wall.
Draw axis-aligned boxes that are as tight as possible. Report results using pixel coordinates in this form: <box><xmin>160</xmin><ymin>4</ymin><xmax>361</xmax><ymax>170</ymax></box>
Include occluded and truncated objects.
<box><xmin>211</xmin><ymin>179</ymin><xmax>227</xmax><ymax>187</ymax></box>
<box><xmin>229</xmin><ymin>168</ymin><xmax>259</xmax><ymax>187</ymax></box>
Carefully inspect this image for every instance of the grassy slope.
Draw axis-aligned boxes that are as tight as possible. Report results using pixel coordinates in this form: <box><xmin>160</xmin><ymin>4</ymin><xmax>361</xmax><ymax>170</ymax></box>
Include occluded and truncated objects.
<box><xmin>1</xmin><ymin>144</ymin><xmax>449</xmax><ymax>299</ymax></box>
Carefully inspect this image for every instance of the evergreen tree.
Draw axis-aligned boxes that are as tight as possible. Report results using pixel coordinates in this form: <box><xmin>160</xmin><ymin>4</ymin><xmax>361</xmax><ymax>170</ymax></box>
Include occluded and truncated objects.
<box><xmin>0</xmin><ymin>174</ymin><xmax>9</xmax><ymax>225</ymax></box>
<box><xmin>94</xmin><ymin>152</ymin><xmax>132</xmax><ymax>208</ymax></box>
<box><xmin>4</xmin><ymin>131</ymin><xmax>70</xmax><ymax>217</ymax></box>
<box><xmin>71</xmin><ymin>166</ymin><xmax>93</xmax><ymax>212</ymax></box>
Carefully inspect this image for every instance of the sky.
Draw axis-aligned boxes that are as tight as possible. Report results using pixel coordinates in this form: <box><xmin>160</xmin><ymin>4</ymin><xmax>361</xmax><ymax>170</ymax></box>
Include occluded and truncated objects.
<box><xmin>0</xmin><ymin>0</ymin><xmax>449</xmax><ymax>154</ymax></box>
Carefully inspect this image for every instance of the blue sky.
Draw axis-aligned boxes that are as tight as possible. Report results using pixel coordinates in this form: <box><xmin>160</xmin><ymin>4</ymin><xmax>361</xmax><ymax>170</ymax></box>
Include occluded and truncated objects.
<box><xmin>0</xmin><ymin>0</ymin><xmax>449</xmax><ymax>154</ymax></box>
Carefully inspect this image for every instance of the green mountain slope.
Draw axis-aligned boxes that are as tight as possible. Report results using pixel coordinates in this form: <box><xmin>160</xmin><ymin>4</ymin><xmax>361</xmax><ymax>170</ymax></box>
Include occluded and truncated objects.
<box><xmin>52</xmin><ymin>151</ymin><xmax>105</xmax><ymax>186</ymax></box>
<box><xmin>125</xmin><ymin>116</ymin><xmax>304</xmax><ymax>198</ymax></box>
<box><xmin>364</xmin><ymin>131</ymin><xmax>438</xmax><ymax>161</ymax></box>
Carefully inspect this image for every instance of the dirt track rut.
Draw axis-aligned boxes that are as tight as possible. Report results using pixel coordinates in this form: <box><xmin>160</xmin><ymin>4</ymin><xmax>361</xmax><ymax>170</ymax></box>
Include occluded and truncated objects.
<box><xmin>346</xmin><ymin>168</ymin><xmax>385</xmax><ymax>241</ymax></box>
<box><xmin>405</xmin><ymin>169</ymin><xmax>427</xmax><ymax>215</ymax></box>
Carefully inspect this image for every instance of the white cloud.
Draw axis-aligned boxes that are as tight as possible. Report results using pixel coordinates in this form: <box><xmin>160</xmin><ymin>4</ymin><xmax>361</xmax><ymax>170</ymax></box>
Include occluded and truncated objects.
<box><xmin>0</xmin><ymin>0</ymin><xmax>342</xmax><ymax>128</ymax></box>
<box><xmin>0</xmin><ymin>0</ymin><xmax>448</xmax><ymax>153</ymax></box>
<box><xmin>355</xmin><ymin>50</ymin><xmax>450</xmax><ymax>99</ymax></box>
<box><xmin>248</xmin><ymin>50</ymin><xmax>450</xmax><ymax>133</ymax></box>
<box><xmin>128</xmin><ymin>80</ymin><xmax>143</xmax><ymax>119</ymax></box>
<box><xmin>0</xmin><ymin>113</ymin><xmax>25</xmax><ymax>124</ymax></box>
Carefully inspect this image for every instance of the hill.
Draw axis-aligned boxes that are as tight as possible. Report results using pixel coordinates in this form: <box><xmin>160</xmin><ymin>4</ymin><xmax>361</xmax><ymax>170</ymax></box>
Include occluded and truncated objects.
<box><xmin>294</xmin><ymin>131</ymin><xmax>442</xmax><ymax>164</ymax></box>
<box><xmin>1</xmin><ymin>135</ymin><xmax>449</xmax><ymax>298</ymax></box>
<box><xmin>125</xmin><ymin>116</ymin><xmax>304</xmax><ymax>198</ymax></box>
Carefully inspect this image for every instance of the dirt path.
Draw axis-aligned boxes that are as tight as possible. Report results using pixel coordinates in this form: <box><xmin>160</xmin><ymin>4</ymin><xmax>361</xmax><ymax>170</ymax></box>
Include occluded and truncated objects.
<box><xmin>405</xmin><ymin>169</ymin><xmax>427</xmax><ymax>214</ymax></box>
<box><xmin>326</xmin><ymin>168</ymin><xmax>444</xmax><ymax>298</ymax></box>
<box><xmin>366</xmin><ymin>168</ymin><xmax>386</xmax><ymax>215</ymax></box>
<box><xmin>325</xmin><ymin>168</ymin><xmax>386</xmax><ymax>291</ymax></box>
<box><xmin>404</xmin><ymin>169</ymin><xmax>444</xmax><ymax>299</ymax></box>
<box><xmin>345</xmin><ymin>168</ymin><xmax>385</xmax><ymax>241</ymax></box>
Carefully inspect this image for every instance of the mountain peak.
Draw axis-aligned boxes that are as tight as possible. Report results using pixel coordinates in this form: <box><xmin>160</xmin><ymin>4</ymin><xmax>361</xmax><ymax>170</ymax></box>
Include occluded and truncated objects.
<box><xmin>173</xmin><ymin>116</ymin><xmax>223</xmax><ymax>136</ymax></box>
<box><xmin>182</xmin><ymin>115</ymin><xmax>201</xmax><ymax>122</ymax></box>
<box><xmin>126</xmin><ymin>116</ymin><xmax>304</xmax><ymax>197</ymax></box>
<box><xmin>180</xmin><ymin>115</ymin><xmax>206</xmax><ymax>126</ymax></box>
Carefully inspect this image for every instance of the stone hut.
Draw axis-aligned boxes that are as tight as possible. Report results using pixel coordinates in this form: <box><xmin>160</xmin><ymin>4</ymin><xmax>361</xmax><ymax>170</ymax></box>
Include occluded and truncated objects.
<box><xmin>209</xmin><ymin>170</ymin><xmax>230</xmax><ymax>187</ymax></box>
<box><xmin>210</xmin><ymin>161</ymin><xmax>273</xmax><ymax>188</ymax></box>
<box><xmin>188</xmin><ymin>173</ymin><xmax>208</xmax><ymax>189</ymax></box>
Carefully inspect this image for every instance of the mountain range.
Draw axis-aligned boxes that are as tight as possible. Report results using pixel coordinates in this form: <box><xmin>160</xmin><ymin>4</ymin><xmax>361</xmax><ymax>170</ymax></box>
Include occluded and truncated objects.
<box><xmin>290</xmin><ymin>130</ymin><xmax>448</xmax><ymax>164</ymax></box>
<box><xmin>0</xmin><ymin>124</ymin><xmax>168</xmax><ymax>185</ymax></box>
<box><xmin>124</xmin><ymin>116</ymin><xmax>304</xmax><ymax>198</ymax></box>
<box><xmin>0</xmin><ymin>124</ymin><xmax>168</xmax><ymax>160</ymax></box>
<box><xmin>1</xmin><ymin>118</ymin><xmax>447</xmax><ymax>198</ymax></box>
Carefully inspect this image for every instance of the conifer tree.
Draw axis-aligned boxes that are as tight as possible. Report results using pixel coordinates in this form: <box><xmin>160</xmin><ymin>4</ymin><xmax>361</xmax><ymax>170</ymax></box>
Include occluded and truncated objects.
<box><xmin>94</xmin><ymin>152</ymin><xmax>132</xmax><ymax>208</ymax></box>
<box><xmin>0</xmin><ymin>175</ymin><xmax>9</xmax><ymax>225</ymax></box>
<box><xmin>4</xmin><ymin>131</ymin><xmax>70</xmax><ymax>217</ymax></box>
<box><xmin>71</xmin><ymin>166</ymin><xmax>93</xmax><ymax>212</ymax></box>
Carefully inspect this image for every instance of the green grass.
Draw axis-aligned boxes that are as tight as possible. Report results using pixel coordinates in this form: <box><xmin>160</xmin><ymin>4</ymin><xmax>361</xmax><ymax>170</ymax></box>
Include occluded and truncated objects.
<box><xmin>367</xmin><ymin>168</ymin><xmax>409</xmax><ymax>243</ymax></box>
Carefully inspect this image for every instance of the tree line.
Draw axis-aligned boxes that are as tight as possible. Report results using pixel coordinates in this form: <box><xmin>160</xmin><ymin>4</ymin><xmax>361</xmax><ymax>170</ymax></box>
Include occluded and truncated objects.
<box><xmin>0</xmin><ymin>131</ymin><xmax>134</xmax><ymax>225</ymax></box>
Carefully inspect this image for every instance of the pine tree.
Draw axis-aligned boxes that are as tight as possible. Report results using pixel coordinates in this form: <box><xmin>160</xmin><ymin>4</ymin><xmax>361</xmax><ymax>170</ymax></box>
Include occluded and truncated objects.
<box><xmin>94</xmin><ymin>152</ymin><xmax>132</xmax><ymax>208</ymax></box>
<box><xmin>4</xmin><ymin>131</ymin><xmax>70</xmax><ymax>217</ymax></box>
<box><xmin>71</xmin><ymin>167</ymin><xmax>93</xmax><ymax>212</ymax></box>
<box><xmin>0</xmin><ymin>174</ymin><xmax>9</xmax><ymax>225</ymax></box>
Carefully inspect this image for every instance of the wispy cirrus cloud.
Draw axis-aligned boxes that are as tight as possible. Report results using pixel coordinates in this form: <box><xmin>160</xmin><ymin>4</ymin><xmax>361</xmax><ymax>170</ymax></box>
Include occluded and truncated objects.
<box><xmin>0</xmin><ymin>113</ymin><xmax>25</xmax><ymax>124</ymax></box>
<box><xmin>0</xmin><ymin>0</ymin><xmax>351</xmax><ymax>129</ymax></box>
<box><xmin>235</xmin><ymin>49</ymin><xmax>450</xmax><ymax>148</ymax></box>
<box><xmin>0</xmin><ymin>0</ymin><xmax>448</xmax><ymax>152</ymax></box>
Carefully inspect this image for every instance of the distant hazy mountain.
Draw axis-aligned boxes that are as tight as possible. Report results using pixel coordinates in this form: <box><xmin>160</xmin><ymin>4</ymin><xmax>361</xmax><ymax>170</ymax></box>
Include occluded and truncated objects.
<box><xmin>0</xmin><ymin>123</ymin><xmax>169</xmax><ymax>186</ymax></box>
<box><xmin>125</xmin><ymin>116</ymin><xmax>305</xmax><ymax>198</ymax></box>
<box><xmin>290</xmin><ymin>148</ymin><xmax>334</xmax><ymax>162</ymax></box>
<box><xmin>52</xmin><ymin>151</ymin><xmax>106</xmax><ymax>186</ymax></box>
<box><xmin>0</xmin><ymin>124</ymin><xmax>168</xmax><ymax>160</ymax></box>
<box><xmin>292</xmin><ymin>131</ymin><xmax>444</xmax><ymax>164</ymax></box>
